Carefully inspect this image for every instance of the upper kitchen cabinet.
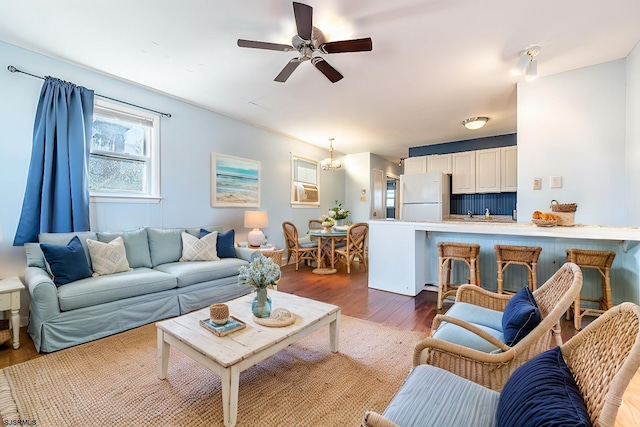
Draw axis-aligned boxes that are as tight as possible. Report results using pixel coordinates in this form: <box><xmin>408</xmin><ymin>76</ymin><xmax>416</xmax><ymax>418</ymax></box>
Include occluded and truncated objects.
<box><xmin>403</xmin><ymin>156</ymin><xmax>427</xmax><ymax>174</ymax></box>
<box><xmin>427</xmin><ymin>154</ymin><xmax>452</xmax><ymax>174</ymax></box>
<box><xmin>452</xmin><ymin>151</ymin><xmax>476</xmax><ymax>194</ymax></box>
<box><xmin>501</xmin><ymin>146</ymin><xmax>518</xmax><ymax>192</ymax></box>
<box><xmin>475</xmin><ymin>148</ymin><xmax>501</xmax><ymax>193</ymax></box>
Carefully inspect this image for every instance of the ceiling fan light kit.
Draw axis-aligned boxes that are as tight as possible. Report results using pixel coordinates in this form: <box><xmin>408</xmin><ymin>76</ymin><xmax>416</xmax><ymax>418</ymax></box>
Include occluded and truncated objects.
<box><xmin>462</xmin><ymin>116</ymin><xmax>489</xmax><ymax>130</ymax></box>
<box><xmin>512</xmin><ymin>46</ymin><xmax>541</xmax><ymax>81</ymax></box>
<box><xmin>237</xmin><ymin>2</ymin><xmax>373</xmax><ymax>83</ymax></box>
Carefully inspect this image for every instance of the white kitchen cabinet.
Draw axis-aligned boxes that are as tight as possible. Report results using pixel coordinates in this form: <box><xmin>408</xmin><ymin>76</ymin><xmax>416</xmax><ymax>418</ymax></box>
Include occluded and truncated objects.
<box><xmin>501</xmin><ymin>146</ymin><xmax>518</xmax><ymax>192</ymax></box>
<box><xmin>403</xmin><ymin>156</ymin><xmax>427</xmax><ymax>174</ymax></box>
<box><xmin>452</xmin><ymin>151</ymin><xmax>476</xmax><ymax>194</ymax></box>
<box><xmin>427</xmin><ymin>154</ymin><xmax>452</xmax><ymax>174</ymax></box>
<box><xmin>475</xmin><ymin>148</ymin><xmax>501</xmax><ymax>193</ymax></box>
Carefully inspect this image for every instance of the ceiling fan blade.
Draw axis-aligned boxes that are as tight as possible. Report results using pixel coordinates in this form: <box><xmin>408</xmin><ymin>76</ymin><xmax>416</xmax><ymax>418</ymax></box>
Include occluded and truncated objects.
<box><xmin>274</xmin><ymin>58</ymin><xmax>303</xmax><ymax>82</ymax></box>
<box><xmin>237</xmin><ymin>39</ymin><xmax>295</xmax><ymax>52</ymax></box>
<box><xmin>293</xmin><ymin>2</ymin><xmax>313</xmax><ymax>41</ymax></box>
<box><xmin>319</xmin><ymin>38</ymin><xmax>373</xmax><ymax>54</ymax></box>
<box><xmin>311</xmin><ymin>57</ymin><xmax>343</xmax><ymax>83</ymax></box>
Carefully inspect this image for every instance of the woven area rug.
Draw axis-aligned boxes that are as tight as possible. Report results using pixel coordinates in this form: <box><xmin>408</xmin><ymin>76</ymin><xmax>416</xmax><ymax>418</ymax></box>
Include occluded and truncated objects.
<box><xmin>0</xmin><ymin>315</ymin><xmax>424</xmax><ymax>426</ymax></box>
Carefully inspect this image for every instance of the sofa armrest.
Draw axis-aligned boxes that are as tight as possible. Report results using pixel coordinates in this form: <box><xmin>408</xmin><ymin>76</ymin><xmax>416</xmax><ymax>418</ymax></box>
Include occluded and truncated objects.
<box><xmin>24</xmin><ymin>266</ymin><xmax>61</xmax><ymax>320</ymax></box>
<box><xmin>361</xmin><ymin>411</ymin><xmax>399</xmax><ymax>427</ymax></box>
<box><xmin>234</xmin><ymin>247</ymin><xmax>260</xmax><ymax>262</ymax></box>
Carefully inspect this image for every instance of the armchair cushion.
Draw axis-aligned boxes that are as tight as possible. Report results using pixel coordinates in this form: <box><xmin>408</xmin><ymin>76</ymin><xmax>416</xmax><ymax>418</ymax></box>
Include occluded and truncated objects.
<box><xmin>432</xmin><ymin>302</ymin><xmax>504</xmax><ymax>353</ymax></box>
<box><xmin>502</xmin><ymin>286</ymin><xmax>541</xmax><ymax>346</ymax></box>
<box><xmin>496</xmin><ymin>346</ymin><xmax>591</xmax><ymax>427</ymax></box>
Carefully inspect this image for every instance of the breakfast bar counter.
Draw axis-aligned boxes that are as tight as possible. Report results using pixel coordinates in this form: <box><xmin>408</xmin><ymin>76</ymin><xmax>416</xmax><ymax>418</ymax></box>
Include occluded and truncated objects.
<box><xmin>368</xmin><ymin>219</ymin><xmax>640</xmax><ymax>304</ymax></box>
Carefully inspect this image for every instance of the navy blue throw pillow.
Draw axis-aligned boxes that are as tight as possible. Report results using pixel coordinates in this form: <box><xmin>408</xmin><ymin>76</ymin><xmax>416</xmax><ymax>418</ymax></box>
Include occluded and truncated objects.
<box><xmin>40</xmin><ymin>236</ymin><xmax>93</xmax><ymax>287</ymax></box>
<box><xmin>496</xmin><ymin>346</ymin><xmax>592</xmax><ymax>427</ymax></box>
<box><xmin>200</xmin><ymin>229</ymin><xmax>236</xmax><ymax>258</ymax></box>
<box><xmin>501</xmin><ymin>286</ymin><xmax>541</xmax><ymax>346</ymax></box>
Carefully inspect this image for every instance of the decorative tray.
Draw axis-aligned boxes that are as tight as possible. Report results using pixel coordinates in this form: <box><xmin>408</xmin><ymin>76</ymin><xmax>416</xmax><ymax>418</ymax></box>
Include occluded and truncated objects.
<box><xmin>253</xmin><ymin>308</ymin><xmax>296</xmax><ymax>328</ymax></box>
<box><xmin>200</xmin><ymin>316</ymin><xmax>246</xmax><ymax>336</ymax></box>
<box><xmin>532</xmin><ymin>219</ymin><xmax>558</xmax><ymax>227</ymax></box>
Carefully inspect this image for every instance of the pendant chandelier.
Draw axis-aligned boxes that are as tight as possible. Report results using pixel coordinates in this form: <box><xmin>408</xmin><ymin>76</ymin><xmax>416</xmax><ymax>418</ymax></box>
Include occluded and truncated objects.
<box><xmin>320</xmin><ymin>137</ymin><xmax>342</xmax><ymax>171</ymax></box>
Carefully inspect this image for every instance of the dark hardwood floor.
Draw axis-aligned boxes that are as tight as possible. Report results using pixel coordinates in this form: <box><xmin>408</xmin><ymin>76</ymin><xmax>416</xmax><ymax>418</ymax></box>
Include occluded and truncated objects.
<box><xmin>0</xmin><ymin>260</ymin><xmax>637</xmax><ymax>426</ymax></box>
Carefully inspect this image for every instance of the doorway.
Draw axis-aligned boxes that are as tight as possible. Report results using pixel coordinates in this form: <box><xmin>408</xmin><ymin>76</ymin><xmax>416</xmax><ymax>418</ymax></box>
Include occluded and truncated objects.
<box><xmin>386</xmin><ymin>174</ymin><xmax>399</xmax><ymax>219</ymax></box>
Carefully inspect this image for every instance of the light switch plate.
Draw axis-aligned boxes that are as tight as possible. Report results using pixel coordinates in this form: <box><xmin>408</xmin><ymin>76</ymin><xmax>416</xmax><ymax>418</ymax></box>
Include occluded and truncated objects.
<box><xmin>532</xmin><ymin>178</ymin><xmax>541</xmax><ymax>190</ymax></box>
<box><xmin>550</xmin><ymin>176</ymin><xmax>562</xmax><ymax>188</ymax></box>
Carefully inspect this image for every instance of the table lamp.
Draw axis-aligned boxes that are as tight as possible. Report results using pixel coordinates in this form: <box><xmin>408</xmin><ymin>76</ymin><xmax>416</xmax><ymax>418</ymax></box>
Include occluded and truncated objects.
<box><xmin>244</xmin><ymin>211</ymin><xmax>268</xmax><ymax>247</ymax></box>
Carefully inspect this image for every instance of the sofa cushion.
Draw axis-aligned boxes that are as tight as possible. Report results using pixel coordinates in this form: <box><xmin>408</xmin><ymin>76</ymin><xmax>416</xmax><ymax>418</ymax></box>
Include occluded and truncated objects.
<box><xmin>382</xmin><ymin>364</ymin><xmax>500</xmax><ymax>427</ymax></box>
<box><xmin>502</xmin><ymin>286</ymin><xmax>541</xmax><ymax>346</ymax></box>
<box><xmin>147</xmin><ymin>227</ymin><xmax>183</xmax><ymax>266</ymax></box>
<box><xmin>180</xmin><ymin>231</ymin><xmax>219</xmax><ymax>262</ymax></box>
<box><xmin>496</xmin><ymin>346</ymin><xmax>591</xmax><ymax>427</ymax></box>
<box><xmin>25</xmin><ymin>243</ymin><xmax>46</xmax><ymax>269</ymax></box>
<box><xmin>97</xmin><ymin>228</ymin><xmax>152</xmax><ymax>268</ymax></box>
<box><xmin>87</xmin><ymin>237</ymin><xmax>132</xmax><ymax>276</ymax></box>
<box><xmin>431</xmin><ymin>302</ymin><xmax>504</xmax><ymax>353</ymax></box>
<box><xmin>154</xmin><ymin>258</ymin><xmax>249</xmax><ymax>288</ymax></box>
<box><xmin>201</xmin><ymin>229</ymin><xmax>236</xmax><ymax>259</ymax></box>
<box><xmin>38</xmin><ymin>231</ymin><xmax>97</xmax><ymax>270</ymax></box>
<box><xmin>57</xmin><ymin>268</ymin><xmax>177</xmax><ymax>311</ymax></box>
<box><xmin>40</xmin><ymin>236</ymin><xmax>93</xmax><ymax>287</ymax></box>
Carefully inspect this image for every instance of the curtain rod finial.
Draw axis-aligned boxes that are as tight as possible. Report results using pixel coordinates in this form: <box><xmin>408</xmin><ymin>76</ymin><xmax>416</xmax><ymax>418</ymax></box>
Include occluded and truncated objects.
<box><xmin>7</xmin><ymin>65</ymin><xmax>17</xmax><ymax>73</ymax></box>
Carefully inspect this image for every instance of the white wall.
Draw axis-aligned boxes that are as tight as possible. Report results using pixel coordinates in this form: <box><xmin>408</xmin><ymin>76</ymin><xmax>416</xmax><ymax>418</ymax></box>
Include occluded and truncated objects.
<box><xmin>627</xmin><ymin>41</ymin><xmax>640</xmax><ymax>223</ymax></box>
<box><xmin>517</xmin><ymin>59</ymin><xmax>627</xmax><ymax>226</ymax></box>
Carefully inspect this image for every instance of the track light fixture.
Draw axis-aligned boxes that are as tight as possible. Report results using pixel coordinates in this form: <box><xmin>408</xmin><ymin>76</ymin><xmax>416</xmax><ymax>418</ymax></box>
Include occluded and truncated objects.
<box><xmin>511</xmin><ymin>46</ymin><xmax>541</xmax><ymax>81</ymax></box>
<box><xmin>462</xmin><ymin>116</ymin><xmax>489</xmax><ymax>130</ymax></box>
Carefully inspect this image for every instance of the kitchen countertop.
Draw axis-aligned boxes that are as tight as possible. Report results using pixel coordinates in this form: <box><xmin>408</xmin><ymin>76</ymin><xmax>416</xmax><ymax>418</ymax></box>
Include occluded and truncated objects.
<box><xmin>371</xmin><ymin>218</ymin><xmax>640</xmax><ymax>244</ymax></box>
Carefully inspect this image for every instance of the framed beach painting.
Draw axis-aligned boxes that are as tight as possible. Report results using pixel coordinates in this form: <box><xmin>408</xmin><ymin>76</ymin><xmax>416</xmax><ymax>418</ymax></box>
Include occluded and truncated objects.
<box><xmin>211</xmin><ymin>153</ymin><xmax>260</xmax><ymax>207</ymax></box>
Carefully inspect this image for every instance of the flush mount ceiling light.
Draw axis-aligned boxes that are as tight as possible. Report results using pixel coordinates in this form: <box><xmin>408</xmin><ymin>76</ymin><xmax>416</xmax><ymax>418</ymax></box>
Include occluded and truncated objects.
<box><xmin>462</xmin><ymin>116</ymin><xmax>489</xmax><ymax>130</ymax></box>
<box><xmin>511</xmin><ymin>46</ymin><xmax>541</xmax><ymax>81</ymax></box>
<box><xmin>320</xmin><ymin>137</ymin><xmax>342</xmax><ymax>171</ymax></box>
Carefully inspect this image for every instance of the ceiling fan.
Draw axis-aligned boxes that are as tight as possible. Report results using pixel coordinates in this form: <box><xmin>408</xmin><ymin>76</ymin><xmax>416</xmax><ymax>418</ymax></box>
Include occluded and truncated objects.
<box><xmin>237</xmin><ymin>2</ymin><xmax>373</xmax><ymax>83</ymax></box>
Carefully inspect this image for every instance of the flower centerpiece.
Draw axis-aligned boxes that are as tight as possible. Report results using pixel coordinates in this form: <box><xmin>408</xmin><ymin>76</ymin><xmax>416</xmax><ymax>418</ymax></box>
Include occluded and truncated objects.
<box><xmin>328</xmin><ymin>200</ymin><xmax>350</xmax><ymax>225</ymax></box>
<box><xmin>238</xmin><ymin>254</ymin><xmax>281</xmax><ymax>318</ymax></box>
<box><xmin>320</xmin><ymin>216</ymin><xmax>336</xmax><ymax>231</ymax></box>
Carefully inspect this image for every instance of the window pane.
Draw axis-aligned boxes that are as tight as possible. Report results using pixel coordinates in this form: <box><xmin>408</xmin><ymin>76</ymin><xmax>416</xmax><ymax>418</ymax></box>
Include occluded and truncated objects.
<box><xmin>91</xmin><ymin>115</ymin><xmax>148</xmax><ymax>156</ymax></box>
<box><xmin>293</xmin><ymin>157</ymin><xmax>317</xmax><ymax>184</ymax></box>
<box><xmin>89</xmin><ymin>155</ymin><xmax>145</xmax><ymax>193</ymax></box>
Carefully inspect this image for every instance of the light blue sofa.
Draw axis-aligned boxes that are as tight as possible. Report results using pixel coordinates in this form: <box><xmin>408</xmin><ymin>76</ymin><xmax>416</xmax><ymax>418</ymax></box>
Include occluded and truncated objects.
<box><xmin>24</xmin><ymin>226</ymin><xmax>257</xmax><ymax>353</ymax></box>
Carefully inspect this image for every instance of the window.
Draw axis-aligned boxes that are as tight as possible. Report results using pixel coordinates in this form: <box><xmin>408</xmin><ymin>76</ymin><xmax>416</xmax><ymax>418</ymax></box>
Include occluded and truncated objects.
<box><xmin>291</xmin><ymin>154</ymin><xmax>319</xmax><ymax>206</ymax></box>
<box><xmin>89</xmin><ymin>99</ymin><xmax>160</xmax><ymax>201</ymax></box>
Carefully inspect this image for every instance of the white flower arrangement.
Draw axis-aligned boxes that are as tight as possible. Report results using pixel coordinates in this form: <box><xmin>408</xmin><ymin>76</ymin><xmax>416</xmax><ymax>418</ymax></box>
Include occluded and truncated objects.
<box><xmin>321</xmin><ymin>216</ymin><xmax>336</xmax><ymax>228</ymax></box>
<box><xmin>238</xmin><ymin>255</ymin><xmax>280</xmax><ymax>289</ymax></box>
<box><xmin>328</xmin><ymin>200</ymin><xmax>350</xmax><ymax>220</ymax></box>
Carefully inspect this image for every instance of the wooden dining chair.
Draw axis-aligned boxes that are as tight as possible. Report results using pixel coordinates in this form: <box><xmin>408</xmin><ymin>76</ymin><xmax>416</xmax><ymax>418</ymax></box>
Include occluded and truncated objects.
<box><xmin>335</xmin><ymin>223</ymin><xmax>369</xmax><ymax>273</ymax></box>
<box><xmin>282</xmin><ymin>221</ymin><xmax>318</xmax><ymax>271</ymax></box>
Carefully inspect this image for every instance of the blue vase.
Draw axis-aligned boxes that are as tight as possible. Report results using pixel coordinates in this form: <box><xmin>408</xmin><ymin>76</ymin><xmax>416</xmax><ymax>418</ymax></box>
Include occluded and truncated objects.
<box><xmin>252</xmin><ymin>288</ymin><xmax>272</xmax><ymax>318</ymax></box>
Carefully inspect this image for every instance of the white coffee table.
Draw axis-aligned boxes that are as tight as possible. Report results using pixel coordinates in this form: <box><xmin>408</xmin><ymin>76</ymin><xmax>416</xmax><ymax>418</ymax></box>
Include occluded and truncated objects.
<box><xmin>156</xmin><ymin>290</ymin><xmax>340</xmax><ymax>427</ymax></box>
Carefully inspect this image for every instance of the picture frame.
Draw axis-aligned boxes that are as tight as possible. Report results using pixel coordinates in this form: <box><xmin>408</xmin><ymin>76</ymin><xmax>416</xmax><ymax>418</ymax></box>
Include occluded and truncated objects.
<box><xmin>211</xmin><ymin>153</ymin><xmax>260</xmax><ymax>207</ymax></box>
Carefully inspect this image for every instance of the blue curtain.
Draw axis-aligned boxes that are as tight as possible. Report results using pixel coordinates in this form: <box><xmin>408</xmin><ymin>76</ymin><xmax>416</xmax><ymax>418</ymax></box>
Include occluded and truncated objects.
<box><xmin>13</xmin><ymin>77</ymin><xmax>94</xmax><ymax>245</ymax></box>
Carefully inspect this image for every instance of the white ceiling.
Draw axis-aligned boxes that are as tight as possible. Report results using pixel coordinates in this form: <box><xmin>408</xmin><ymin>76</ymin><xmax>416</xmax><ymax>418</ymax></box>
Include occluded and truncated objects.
<box><xmin>1</xmin><ymin>0</ymin><xmax>639</xmax><ymax>163</ymax></box>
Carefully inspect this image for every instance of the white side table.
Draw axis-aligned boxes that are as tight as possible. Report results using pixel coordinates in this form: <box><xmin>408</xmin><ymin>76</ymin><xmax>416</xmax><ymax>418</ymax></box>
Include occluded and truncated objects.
<box><xmin>0</xmin><ymin>277</ymin><xmax>24</xmax><ymax>349</ymax></box>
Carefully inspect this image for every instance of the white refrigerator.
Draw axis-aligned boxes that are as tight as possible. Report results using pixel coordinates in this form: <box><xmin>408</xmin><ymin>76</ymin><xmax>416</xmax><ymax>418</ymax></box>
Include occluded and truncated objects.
<box><xmin>400</xmin><ymin>171</ymin><xmax>450</xmax><ymax>221</ymax></box>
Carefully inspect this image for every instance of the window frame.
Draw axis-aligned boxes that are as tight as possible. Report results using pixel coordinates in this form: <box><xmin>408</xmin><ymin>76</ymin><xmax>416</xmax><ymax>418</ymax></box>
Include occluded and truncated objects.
<box><xmin>89</xmin><ymin>99</ymin><xmax>161</xmax><ymax>203</ymax></box>
<box><xmin>290</xmin><ymin>154</ymin><xmax>320</xmax><ymax>208</ymax></box>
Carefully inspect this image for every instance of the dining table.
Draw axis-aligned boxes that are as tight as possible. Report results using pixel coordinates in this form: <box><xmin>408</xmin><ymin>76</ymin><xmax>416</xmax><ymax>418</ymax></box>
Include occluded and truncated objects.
<box><xmin>309</xmin><ymin>227</ymin><xmax>348</xmax><ymax>274</ymax></box>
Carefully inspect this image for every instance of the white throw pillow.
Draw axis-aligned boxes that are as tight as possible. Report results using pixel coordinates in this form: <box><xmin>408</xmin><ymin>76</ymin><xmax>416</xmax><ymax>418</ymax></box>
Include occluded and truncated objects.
<box><xmin>180</xmin><ymin>231</ymin><xmax>220</xmax><ymax>262</ymax></box>
<box><xmin>87</xmin><ymin>236</ymin><xmax>132</xmax><ymax>276</ymax></box>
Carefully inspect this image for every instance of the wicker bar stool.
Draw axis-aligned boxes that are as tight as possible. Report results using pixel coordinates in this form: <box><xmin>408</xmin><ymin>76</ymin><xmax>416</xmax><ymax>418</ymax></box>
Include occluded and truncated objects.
<box><xmin>495</xmin><ymin>245</ymin><xmax>542</xmax><ymax>294</ymax></box>
<box><xmin>565</xmin><ymin>248</ymin><xmax>616</xmax><ymax>330</ymax></box>
<box><xmin>437</xmin><ymin>242</ymin><xmax>481</xmax><ymax>310</ymax></box>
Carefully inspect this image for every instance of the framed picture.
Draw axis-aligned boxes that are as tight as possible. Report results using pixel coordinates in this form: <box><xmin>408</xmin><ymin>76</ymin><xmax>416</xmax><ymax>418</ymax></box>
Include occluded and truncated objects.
<box><xmin>211</xmin><ymin>153</ymin><xmax>260</xmax><ymax>207</ymax></box>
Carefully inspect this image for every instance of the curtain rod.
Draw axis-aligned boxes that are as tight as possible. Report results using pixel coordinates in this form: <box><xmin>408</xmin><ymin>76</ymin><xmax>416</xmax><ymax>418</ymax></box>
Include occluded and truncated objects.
<box><xmin>7</xmin><ymin>65</ymin><xmax>172</xmax><ymax>118</ymax></box>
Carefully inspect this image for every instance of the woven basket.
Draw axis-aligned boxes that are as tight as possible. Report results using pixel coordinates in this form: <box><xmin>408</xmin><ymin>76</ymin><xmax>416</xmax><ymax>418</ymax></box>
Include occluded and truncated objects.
<box><xmin>532</xmin><ymin>218</ymin><xmax>558</xmax><ymax>227</ymax></box>
<box><xmin>550</xmin><ymin>200</ymin><xmax>577</xmax><ymax>226</ymax></box>
<box><xmin>0</xmin><ymin>320</ymin><xmax>11</xmax><ymax>346</ymax></box>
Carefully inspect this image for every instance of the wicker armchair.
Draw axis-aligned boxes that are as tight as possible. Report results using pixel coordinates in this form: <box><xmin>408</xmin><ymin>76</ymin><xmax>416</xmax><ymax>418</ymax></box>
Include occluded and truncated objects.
<box><xmin>363</xmin><ymin>302</ymin><xmax>640</xmax><ymax>427</ymax></box>
<box><xmin>414</xmin><ymin>262</ymin><xmax>583</xmax><ymax>391</ymax></box>
<box><xmin>282</xmin><ymin>221</ymin><xmax>318</xmax><ymax>271</ymax></box>
<box><xmin>335</xmin><ymin>222</ymin><xmax>368</xmax><ymax>273</ymax></box>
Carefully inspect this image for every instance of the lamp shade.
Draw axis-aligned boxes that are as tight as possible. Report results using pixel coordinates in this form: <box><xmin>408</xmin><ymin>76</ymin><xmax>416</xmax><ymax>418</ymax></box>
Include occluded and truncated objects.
<box><xmin>244</xmin><ymin>211</ymin><xmax>269</xmax><ymax>228</ymax></box>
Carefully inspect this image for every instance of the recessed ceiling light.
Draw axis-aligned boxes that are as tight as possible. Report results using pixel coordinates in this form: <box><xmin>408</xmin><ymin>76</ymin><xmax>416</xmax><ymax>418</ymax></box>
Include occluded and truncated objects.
<box><xmin>462</xmin><ymin>117</ymin><xmax>489</xmax><ymax>130</ymax></box>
